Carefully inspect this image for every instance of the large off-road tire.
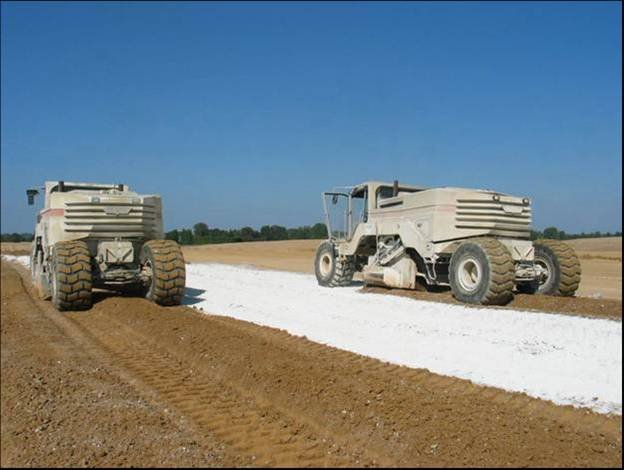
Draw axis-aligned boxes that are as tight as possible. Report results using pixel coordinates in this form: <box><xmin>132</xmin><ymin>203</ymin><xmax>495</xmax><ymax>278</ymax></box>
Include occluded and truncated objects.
<box><xmin>533</xmin><ymin>239</ymin><xmax>581</xmax><ymax>296</ymax></box>
<box><xmin>140</xmin><ymin>240</ymin><xmax>186</xmax><ymax>306</ymax></box>
<box><xmin>50</xmin><ymin>240</ymin><xmax>92</xmax><ymax>311</ymax></box>
<box><xmin>314</xmin><ymin>241</ymin><xmax>355</xmax><ymax>287</ymax></box>
<box><xmin>449</xmin><ymin>238</ymin><xmax>515</xmax><ymax>305</ymax></box>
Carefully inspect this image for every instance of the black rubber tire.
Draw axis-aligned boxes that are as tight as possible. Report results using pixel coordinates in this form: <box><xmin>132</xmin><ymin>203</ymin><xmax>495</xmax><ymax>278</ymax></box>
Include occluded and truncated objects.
<box><xmin>314</xmin><ymin>241</ymin><xmax>355</xmax><ymax>287</ymax></box>
<box><xmin>50</xmin><ymin>240</ymin><xmax>92</xmax><ymax>311</ymax></box>
<box><xmin>449</xmin><ymin>238</ymin><xmax>515</xmax><ymax>305</ymax></box>
<box><xmin>140</xmin><ymin>240</ymin><xmax>186</xmax><ymax>306</ymax></box>
<box><xmin>533</xmin><ymin>239</ymin><xmax>581</xmax><ymax>296</ymax></box>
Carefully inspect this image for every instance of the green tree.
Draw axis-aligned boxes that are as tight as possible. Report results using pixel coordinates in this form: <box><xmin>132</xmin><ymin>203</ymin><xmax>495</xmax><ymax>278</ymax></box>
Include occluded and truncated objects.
<box><xmin>240</xmin><ymin>226</ymin><xmax>259</xmax><ymax>242</ymax></box>
<box><xmin>259</xmin><ymin>225</ymin><xmax>271</xmax><ymax>240</ymax></box>
<box><xmin>165</xmin><ymin>229</ymin><xmax>179</xmax><ymax>242</ymax></box>
<box><xmin>193</xmin><ymin>222</ymin><xmax>209</xmax><ymax>239</ymax></box>
<box><xmin>0</xmin><ymin>233</ymin><xmax>33</xmax><ymax>242</ymax></box>
<box><xmin>311</xmin><ymin>223</ymin><xmax>328</xmax><ymax>239</ymax></box>
<box><xmin>542</xmin><ymin>226</ymin><xmax>560</xmax><ymax>239</ymax></box>
<box><xmin>259</xmin><ymin>225</ymin><xmax>287</xmax><ymax>241</ymax></box>
<box><xmin>179</xmin><ymin>229</ymin><xmax>195</xmax><ymax>245</ymax></box>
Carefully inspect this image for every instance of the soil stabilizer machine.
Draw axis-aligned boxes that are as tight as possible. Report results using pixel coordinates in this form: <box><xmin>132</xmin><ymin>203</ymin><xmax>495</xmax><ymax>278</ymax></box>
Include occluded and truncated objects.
<box><xmin>315</xmin><ymin>181</ymin><xmax>581</xmax><ymax>305</ymax></box>
<box><xmin>26</xmin><ymin>181</ymin><xmax>185</xmax><ymax>311</ymax></box>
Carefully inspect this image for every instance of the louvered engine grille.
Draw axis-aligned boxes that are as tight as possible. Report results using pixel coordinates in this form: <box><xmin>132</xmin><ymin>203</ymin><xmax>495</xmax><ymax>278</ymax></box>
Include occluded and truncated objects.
<box><xmin>455</xmin><ymin>199</ymin><xmax>531</xmax><ymax>236</ymax></box>
<box><xmin>64</xmin><ymin>201</ymin><xmax>158</xmax><ymax>237</ymax></box>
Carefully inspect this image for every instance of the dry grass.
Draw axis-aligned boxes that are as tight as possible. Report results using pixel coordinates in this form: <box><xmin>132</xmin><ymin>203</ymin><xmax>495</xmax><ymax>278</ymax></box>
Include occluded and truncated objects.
<box><xmin>565</xmin><ymin>236</ymin><xmax>621</xmax><ymax>252</ymax></box>
<box><xmin>0</xmin><ymin>242</ymin><xmax>30</xmax><ymax>256</ymax></box>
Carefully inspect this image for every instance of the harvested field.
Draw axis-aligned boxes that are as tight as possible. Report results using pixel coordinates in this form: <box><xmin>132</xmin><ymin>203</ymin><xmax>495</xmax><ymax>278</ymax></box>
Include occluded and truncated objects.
<box><xmin>182</xmin><ymin>239</ymin><xmax>318</xmax><ymax>273</ymax></box>
<box><xmin>182</xmin><ymin>238</ymin><xmax>622</xmax><ymax>301</ymax></box>
<box><xmin>1</xmin><ymin>258</ymin><xmax>621</xmax><ymax>467</ymax></box>
<box><xmin>2</xmin><ymin>238</ymin><xmax>622</xmax><ymax>306</ymax></box>
<box><xmin>0</xmin><ymin>242</ymin><xmax>30</xmax><ymax>256</ymax></box>
<box><xmin>566</xmin><ymin>236</ymin><xmax>622</xmax><ymax>257</ymax></box>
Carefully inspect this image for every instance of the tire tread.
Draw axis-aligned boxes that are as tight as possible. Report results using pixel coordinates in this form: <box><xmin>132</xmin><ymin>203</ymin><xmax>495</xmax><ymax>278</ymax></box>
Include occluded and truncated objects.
<box><xmin>534</xmin><ymin>239</ymin><xmax>581</xmax><ymax>296</ymax></box>
<box><xmin>52</xmin><ymin>240</ymin><xmax>92</xmax><ymax>311</ymax></box>
<box><xmin>143</xmin><ymin>240</ymin><xmax>186</xmax><ymax>306</ymax></box>
<box><xmin>450</xmin><ymin>237</ymin><xmax>515</xmax><ymax>305</ymax></box>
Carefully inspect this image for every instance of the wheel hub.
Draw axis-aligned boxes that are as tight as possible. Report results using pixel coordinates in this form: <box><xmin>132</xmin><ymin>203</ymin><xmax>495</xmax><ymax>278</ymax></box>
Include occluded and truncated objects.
<box><xmin>141</xmin><ymin>259</ymin><xmax>154</xmax><ymax>285</ymax></box>
<box><xmin>319</xmin><ymin>253</ymin><xmax>334</xmax><ymax>277</ymax></box>
<box><xmin>534</xmin><ymin>256</ymin><xmax>552</xmax><ymax>286</ymax></box>
<box><xmin>458</xmin><ymin>257</ymin><xmax>481</xmax><ymax>292</ymax></box>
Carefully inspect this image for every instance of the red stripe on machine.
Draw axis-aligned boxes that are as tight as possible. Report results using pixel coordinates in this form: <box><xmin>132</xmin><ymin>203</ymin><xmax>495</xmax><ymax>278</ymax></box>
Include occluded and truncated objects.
<box><xmin>41</xmin><ymin>208</ymin><xmax>65</xmax><ymax>218</ymax></box>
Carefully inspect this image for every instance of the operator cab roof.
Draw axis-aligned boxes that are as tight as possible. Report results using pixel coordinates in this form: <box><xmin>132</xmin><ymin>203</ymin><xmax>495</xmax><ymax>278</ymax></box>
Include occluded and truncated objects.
<box><xmin>44</xmin><ymin>181</ymin><xmax>130</xmax><ymax>194</ymax></box>
<box><xmin>351</xmin><ymin>181</ymin><xmax>429</xmax><ymax>196</ymax></box>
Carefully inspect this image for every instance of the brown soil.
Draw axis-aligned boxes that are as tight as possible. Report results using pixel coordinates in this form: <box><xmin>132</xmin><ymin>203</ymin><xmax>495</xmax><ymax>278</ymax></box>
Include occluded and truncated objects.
<box><xmin>565</xmin><ymin>237</ymin><xmax>622</xmax><ymax>253</ymax></box>
<box><xmin>0</xmin><ymin>242</ymin><xmax>31</xmax><ymax>256</ymax></box>
<box><xmin>361</xmin><ymin>285</ymin><xmax>622</xmax><ymax>321</ymax></box>
<box><xmin>182</xmin><ymin>239</ymin><xmax>318</xmax><ymax>274</ymax></box>
<box><xmin>1</xmin><ymin>262</ymin><xmax>231</xmax><ymax>467</ymax></box>
<box><xmin>1</xmin><ymin>260</ymin><xmax>622</xmax><ymax>467</ymax></box>
<box><xmin>573</xmin><ymin>258</ymin><xmax>622</xmax><ymax>301</ymax></box>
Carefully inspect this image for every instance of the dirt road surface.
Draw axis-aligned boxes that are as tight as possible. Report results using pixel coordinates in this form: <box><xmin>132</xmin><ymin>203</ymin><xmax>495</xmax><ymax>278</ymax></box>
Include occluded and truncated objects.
<box><xmin>1</xmin><ymin>259</ymin><xmax>622</xmax><ymax>467</ymax></box>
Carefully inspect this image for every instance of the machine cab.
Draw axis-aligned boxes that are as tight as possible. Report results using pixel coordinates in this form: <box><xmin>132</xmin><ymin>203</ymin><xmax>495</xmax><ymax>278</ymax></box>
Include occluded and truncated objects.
<box><xmin>322</xmin><ymin>181</ymin><xmax>426</xmax><ymax>241</ymax></box>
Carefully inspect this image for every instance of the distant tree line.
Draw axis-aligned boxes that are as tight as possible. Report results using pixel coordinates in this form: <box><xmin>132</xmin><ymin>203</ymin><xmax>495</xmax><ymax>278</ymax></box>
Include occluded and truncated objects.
<box><xmin>530</xmin><ymin>227</ymin><xmax>622</xmax><ymax>241</ymax></box>
<box><xmin>1</xmin><ymin>233</ymin><xmax>34</xmax><ymax>242</ymax></box>
<box><xmin>165</xmin><ymin>222</ymin><xmax>328</xmax><ymax>245</ymax></box>
<box><xmin>2</xmin><ymin>226</ymin><xmax>621</xmax><ymax>246</ymax></box>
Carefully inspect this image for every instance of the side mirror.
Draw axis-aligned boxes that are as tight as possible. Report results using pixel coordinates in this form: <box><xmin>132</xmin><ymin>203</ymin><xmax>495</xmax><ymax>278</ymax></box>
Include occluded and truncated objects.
<box><xmin>332</xmin><ymin>195</ymin><xmax>338</xmax><ymax>205</ymax></box>
<box><xmin>26</xmin><ymin>189</ymin><xmax>39</xmax><ymax>205</ymax></box>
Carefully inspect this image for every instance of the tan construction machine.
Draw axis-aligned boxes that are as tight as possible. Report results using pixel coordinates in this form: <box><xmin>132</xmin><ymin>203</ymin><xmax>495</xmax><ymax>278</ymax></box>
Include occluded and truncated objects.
<box><xmin>27</xmin><ymin>181</ymin><xmax>185</xmax><ymax>311</ymax></box>
<box><xmin>315</xmin><ymin>181</ymin><xmax>581</xmax><ymax>305</ymax></box>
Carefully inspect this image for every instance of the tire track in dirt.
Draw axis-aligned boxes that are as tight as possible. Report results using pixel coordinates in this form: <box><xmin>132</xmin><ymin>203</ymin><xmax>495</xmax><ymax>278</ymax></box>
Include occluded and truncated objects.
<box><xmin>1</xmin><ymin>262</ymin><xmax>231</xmax><ymax>467</ymax></box>
<box><xmin>71</xmin><ymin>293</ymin><xmax>621</xmax><ymax>467</ymax></box>
<box><xmin>68</xmin><ymin>313</ymin><xmax>381</xmax><ymax>467</ymax></box>
<box><xmin>203</xmin><ymin>314</ymin><xmax>621</xmax><ymax>443</ymax></box>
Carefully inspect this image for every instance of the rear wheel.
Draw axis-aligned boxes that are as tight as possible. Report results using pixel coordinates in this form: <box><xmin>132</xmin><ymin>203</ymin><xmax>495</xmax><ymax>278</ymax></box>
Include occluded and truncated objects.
<box><xmin>449</xmin><ymin>238</ymin><xmax>515</xmax><ymax>305</ymax></box>
<box><xmin>50</xmin><ymin>240</ymin><xmax>92</xmax><ymax>311</ymax></box>
<box><xmin>533</xmin><ymin>239</ymin><xmax>581</xmax><ymax>296</ymax></box>
<box><xmin>140</xmin><ymin>240</ymin><xmax>186</xmax><ymax>306</ymax></box>
<box><xmin>314</xmin><ymin>241</ymin><xmax>355</xmax><ymax>287</ymax></box>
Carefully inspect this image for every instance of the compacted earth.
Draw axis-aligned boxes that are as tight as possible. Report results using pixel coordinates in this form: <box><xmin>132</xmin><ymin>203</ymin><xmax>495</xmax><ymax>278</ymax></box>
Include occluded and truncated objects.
<box><xmin>1</xmin><ymin>258</ymin><xmax>621</xmax><ymax>467</ymax></box>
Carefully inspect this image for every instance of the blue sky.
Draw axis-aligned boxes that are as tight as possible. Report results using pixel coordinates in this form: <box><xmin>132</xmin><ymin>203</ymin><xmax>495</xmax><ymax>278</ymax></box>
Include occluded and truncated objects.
<box><xmin>1</xmin><ymin>1</ymin><xmax>621</xmax><ymax>233</ymax></box>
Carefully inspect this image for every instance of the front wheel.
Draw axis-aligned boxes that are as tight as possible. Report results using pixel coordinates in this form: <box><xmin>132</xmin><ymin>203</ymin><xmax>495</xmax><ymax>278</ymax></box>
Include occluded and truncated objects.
<box><xmin>140</xmin><ymin>240</ymin><xmax>186</xmax><ymax>306</ymax></box>
<box><xmin>449</xmin><ymin>238</ymin><xmax>515</xmax><ymax>305</ymax></box>
<box><xmin>314</xmin><ymin>241</ymin><xmax>355</xmax><ymax>287</ymax></box>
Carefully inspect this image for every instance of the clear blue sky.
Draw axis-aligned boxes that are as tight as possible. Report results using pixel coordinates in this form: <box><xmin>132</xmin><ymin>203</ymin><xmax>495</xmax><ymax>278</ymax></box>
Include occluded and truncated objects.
<box><xmin>1</xmin><ymin>1</ymin><xmax>621</xmax><ymax>233</ymax></box>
